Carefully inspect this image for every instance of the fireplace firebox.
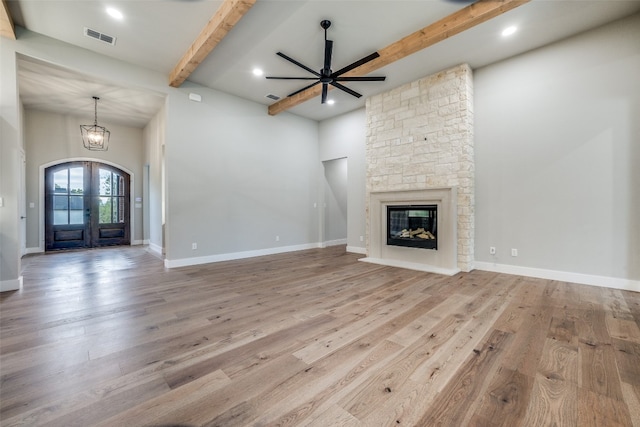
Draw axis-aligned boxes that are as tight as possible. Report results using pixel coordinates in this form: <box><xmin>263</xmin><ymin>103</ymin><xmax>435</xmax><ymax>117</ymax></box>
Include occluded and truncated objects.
<box><xmin>387</xmin><ymin>205</ymin><xmax>437</xmax><ymax>250</ymax></box>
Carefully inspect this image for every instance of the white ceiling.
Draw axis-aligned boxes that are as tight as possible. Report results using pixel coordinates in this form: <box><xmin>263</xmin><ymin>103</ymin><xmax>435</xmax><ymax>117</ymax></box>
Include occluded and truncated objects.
<box><xmin>8</xmin><ymin>0</ymin><xmax>640</xmax><ymax>126</ymax></box>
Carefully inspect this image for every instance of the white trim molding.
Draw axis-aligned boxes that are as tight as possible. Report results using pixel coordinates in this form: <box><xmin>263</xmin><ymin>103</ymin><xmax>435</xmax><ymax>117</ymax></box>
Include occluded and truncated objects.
<box><xmin>474</xmin><ymin>261</ymin><xmax>640</xmax><ymax>293</ymax></box>
<box><xmin>164</xmin><ymin>243</ymin><xmax>323</xmax><ymax>269</ymax></box>
<box><xmin>346</xmin><ymin>246</ymin><xmax>366</xmax><ymax>255</ymax></box>
<box><xmin>148</xmin><ymin>243</ymin><xmax>164</xmax><ymax>257</ymax></box>
<box><xmin>0</xmin><ymin>276</ymin><xmax>23</xmax><ymax>292</ymax></box>
<box><xmin>320</xmin><ymin>238</ymin><xmax>347</xmax><ymax>248</ymax></box>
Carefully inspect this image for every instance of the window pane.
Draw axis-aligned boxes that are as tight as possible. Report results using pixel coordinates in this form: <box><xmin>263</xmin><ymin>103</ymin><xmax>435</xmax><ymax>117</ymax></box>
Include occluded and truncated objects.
<box><xmin>99</xmin><ymin>169</ymin><xmax>112</xmax><ymax>196</ymax></box>
<box><xmin>112</xmin><ymin>199</ymin><xmax>119</xmax><ymax>223</ymax></box>
<box><xmin>111</xmin><ymin>197</ymin><xmax>125</xmax><ymax>223</ymax></box>
<box><xmin>69</xmin><ymin>210</ymin><xmax>84</xmax><ymax>225</ymax></box>
<box><xmin>69</xmin><ymin>167</ymin><xmax>84</xmax><ymax>194</ymax></box>
<box><xmin>53</xmin><ymin>170</ymin><xmax>68</xmax><ymax>193</ymax></box>
<box><xmin>99</xmin><ymin>196</ymin><xmax>112</xmax><ymax>224</ymax></box>
<box><xmin>112</xmin><ymin>173</ymin><xmax>123</xmax><ymax>196</ymax></box>
<box><xmin>53</xmin><ymin>210</ymin><xmax>68</xmax><ymax>225</ymax></box>
<box><xmin>69</xmin><ymin>195</ymin><xmax>83</xmax><ymax>210</ymax></box>
<box><xmin>53</xmin><ymin>195</ymin><xmax>68</xmax><ymax>210</ymax></box>
<box><xmin>118</xmin><ymin>197</ymin><xmax>125</xmax><ymax>223</ymax></box>
<box><xmin>69</xmin><ymin>195</ymin><xmax>84</xmax><ymax>225</ymax></box>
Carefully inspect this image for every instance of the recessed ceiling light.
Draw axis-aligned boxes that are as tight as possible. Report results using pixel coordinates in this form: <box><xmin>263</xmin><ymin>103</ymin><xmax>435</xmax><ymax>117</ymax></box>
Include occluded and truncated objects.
<box><xmin>326</xmin><ymin>99</ymin><xmax>335</xmax><ymax>105</ymax></box>
<box><xmin>253</xmin><ymin>68</ymin><xmax>264</xmax><ymax>76</ymax></box>
<box><xmin>106</xmin><ymin>7</ymin><xmax>123</xmax><ymax>20</ymax></box>
<box><xmin>501</xmin><ymin>26</ymin><xmax>517</xmax><ymax>37</ymax></box>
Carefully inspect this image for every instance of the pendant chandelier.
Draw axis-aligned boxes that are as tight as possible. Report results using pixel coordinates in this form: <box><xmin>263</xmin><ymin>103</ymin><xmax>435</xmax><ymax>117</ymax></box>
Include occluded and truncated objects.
<box><xmin>80</xmin><ymin>96</ymin><xmax>110</xmax><ymax>151</ymax></box>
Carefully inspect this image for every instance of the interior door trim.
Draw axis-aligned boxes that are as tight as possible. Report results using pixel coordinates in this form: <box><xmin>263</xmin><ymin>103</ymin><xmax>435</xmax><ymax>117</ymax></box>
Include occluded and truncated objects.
<box><xmin>37</xmin><ymin>157</ymin><xmax>136</xmax><ymax>253</ymax></box>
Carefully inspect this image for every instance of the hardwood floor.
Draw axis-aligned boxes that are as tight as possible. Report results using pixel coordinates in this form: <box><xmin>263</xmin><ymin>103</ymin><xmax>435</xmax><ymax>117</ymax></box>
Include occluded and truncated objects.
<box><xmin>1</xmin><ymin>245</ymin><xmax>639</xmax><ymax>426</ymax></box>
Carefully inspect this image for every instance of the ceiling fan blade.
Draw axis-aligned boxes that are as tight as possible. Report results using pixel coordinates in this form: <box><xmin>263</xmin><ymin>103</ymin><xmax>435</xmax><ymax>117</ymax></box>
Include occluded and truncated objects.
<box><xmin>332</xmin><ymin>52</ymin><xmax>380</xmax><ymax>77</ymax></box>
<box><xmin>330</xmin><ymin>81</ymin><xmax>362</xmax><ymax>99</ymax></box>
<box><xmin>266</xmin><ymin>77</ymin><xmax>320</xmax><ymax>80</ymax></box>
<box><xmin>321</xmin><ymin>83</ymin><xmax>328</xmax><ymax>104</ymax></box>
<box><xmin>277</xmin><ymin>52</ymin><xmax>321</xmax><ymax>77</ymax></box>
<box><xmin>324</xmin><ymin>40</ymin><xmax>333</xmax><ymax>73</ymax></box>
<box><xmin>287</xmin><ymin>80</ymin><xmax>321</xmax><ymax>97</ymax></box>
<box><xmin>334</xmin><ymin>76</ymin><xmax>386</xmax><ymax>82</ymax></box>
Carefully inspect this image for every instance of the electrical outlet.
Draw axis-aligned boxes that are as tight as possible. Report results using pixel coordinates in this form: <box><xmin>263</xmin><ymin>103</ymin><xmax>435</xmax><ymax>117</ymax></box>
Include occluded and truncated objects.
<box><xmin>360</xmin><ymin>236</ymin><xmax>364</xmax><ymax>242</ymax></box>
<box><xmin>489</xmin><ymin>246</ymin><xmax>496</xmax><ymax>255</ymax></box>
<box><xmin>511</xmin><ymin>248</ymin><xmax>518</xmax><ymax>257</ymax></box>
<box><xmin>192</xmin><ymin>243</ymin><xmax>197</xmax><ymax>250</ymax></box>
<box><xmin>275</xmin><ymin>235</ymin><xmax>280</xmax><ymax>242</ymax></box>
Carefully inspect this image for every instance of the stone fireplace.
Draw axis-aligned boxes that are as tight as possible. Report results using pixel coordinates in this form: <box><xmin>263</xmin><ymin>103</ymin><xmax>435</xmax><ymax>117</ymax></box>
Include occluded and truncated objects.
<box><xmin>362</xmin><ymin>63</ymin><xmax>474</xmax><ymax>274</ymax></box>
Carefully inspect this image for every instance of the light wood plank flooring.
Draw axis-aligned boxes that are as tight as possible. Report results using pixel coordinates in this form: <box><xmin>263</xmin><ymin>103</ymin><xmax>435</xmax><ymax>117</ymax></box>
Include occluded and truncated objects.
<box><xmin>1</xmin><ymin>245</ymin><xmax>639</xmax><ymax>426</ymax></box>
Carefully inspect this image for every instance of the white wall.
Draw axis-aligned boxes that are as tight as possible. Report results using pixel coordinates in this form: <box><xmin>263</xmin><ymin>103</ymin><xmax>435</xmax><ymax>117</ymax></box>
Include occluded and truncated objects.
<box><xmin>163</xmin><ymin>82</ymin><xmax>320</xmax><ymax>263</ymax></box>
<box><xmin>318</xmin><ymin>108</ymin><xmax>367</xmax><ymax>253</ymax></box>
<box><xmin>24</xmin><ymin>110</ymin><xmax>146</xmax><ymax>249</ymax></box>
<box><xmin>474</xmin><ymin>13</ymin><xmax>640</xmax><ymax>285</ymax></box>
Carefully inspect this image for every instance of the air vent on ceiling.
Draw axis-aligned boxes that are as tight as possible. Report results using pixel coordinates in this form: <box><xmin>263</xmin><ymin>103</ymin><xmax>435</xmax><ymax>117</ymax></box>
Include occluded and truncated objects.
<box><xmin>265</xmin><ymin>94</ymin><xmax>280</xmax><ymax>101</ymax></box>
<box><xmin>84</xmin><ymin>27</ymin><xmax>116</xmax><ymax>46</ymax></box>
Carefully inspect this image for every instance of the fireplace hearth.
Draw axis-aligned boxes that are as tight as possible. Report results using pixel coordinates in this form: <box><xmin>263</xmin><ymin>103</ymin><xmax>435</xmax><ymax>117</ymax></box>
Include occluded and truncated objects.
<box><xmin>387</xmin><ymin>205</ymin><xmax>437</xmax><ymax>250</ymax></box>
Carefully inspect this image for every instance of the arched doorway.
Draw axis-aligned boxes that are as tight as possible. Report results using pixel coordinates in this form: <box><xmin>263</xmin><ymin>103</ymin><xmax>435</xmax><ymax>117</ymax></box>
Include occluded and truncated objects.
<box><xmin>45</xmin><ymin>161</ymin><xmax>130</xmax><ymax>251</ymax></box>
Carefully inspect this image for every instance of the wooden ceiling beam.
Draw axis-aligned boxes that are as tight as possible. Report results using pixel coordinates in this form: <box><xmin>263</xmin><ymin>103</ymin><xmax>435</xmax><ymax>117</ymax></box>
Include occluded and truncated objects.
<box><xmin>169</xmin><ymin>0</ymin><xmax>257</xmax><ymax>88</ymax></box>
<box><xmin>268</xmin><ymin>0</ymin><xmax>530</xmax><ymax>116</ymax></box>
<box><xmin>1</xmin><ymin>0</ymin><xmax>16</xmax><ymax>40</ymax></box>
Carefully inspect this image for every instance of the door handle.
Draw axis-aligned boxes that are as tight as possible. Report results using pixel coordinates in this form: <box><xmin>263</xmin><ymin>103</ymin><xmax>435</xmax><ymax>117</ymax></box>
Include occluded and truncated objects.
<box><xmin>20</xmin><ymin>216</ymin><xmax>26</xmax><ymax>219</ymax></box>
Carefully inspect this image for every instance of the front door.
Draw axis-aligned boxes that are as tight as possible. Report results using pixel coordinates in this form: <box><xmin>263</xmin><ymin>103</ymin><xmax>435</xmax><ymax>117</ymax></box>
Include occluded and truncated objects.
<box><xmin>45</xmin><ymin>161</ymin><xmax>130</xmax><ymax>251</ymax></box>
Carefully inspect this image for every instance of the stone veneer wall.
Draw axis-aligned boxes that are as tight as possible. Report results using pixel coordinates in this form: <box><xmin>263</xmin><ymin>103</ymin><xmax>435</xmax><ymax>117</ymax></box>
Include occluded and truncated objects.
<box><xmin>365</xmin><ymin>63</ymin><xmax>474</xmax><ymax>271</ymax></box>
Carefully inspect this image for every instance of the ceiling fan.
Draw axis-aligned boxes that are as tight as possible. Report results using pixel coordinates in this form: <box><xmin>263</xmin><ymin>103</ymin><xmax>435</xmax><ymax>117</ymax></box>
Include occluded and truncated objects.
<box><xmin>266</xmin><ymin>20</ymin><xmax>386</xmax><ymax>104</ymax></box>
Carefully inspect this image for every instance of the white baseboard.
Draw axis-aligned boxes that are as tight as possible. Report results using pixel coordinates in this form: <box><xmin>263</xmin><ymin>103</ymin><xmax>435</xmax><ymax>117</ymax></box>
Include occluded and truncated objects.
<box><xmin>1</xmin><ymin>276</ymin><xmax>23</xmax><ymax>292</ymax></box>
<box><xmin>346</xmin><ymin>246</ymin><xmax>366</xmax><ymax>255</ymax></box>
<box><xmin>25</xmin><ymin>247</ymin><xmax>43</xmax><ymax>255</ymax></box>
<box><xmin>148</xmin><ymin>243</ymin><xmax>164</xmax><ymax>257</ymax></box>
<box><xmin>131</xmin><ymin>240</ymin><xmax>144</xmax><ymax>246</ymax></box>
<box><xmin>474</xmin><ymin>261</ymin><xmax>640</xmax><ymax>293</ymax></box>
<box><xmin>143</xmin><ymin>239</ymin><xmax>150</xmax><ymax>245</ymax></box>
<box><xmin>320</xmin><ymin>238</ymin><xmax>347</xmax><ymax>248</ymax></box>
<box><xmin>164</xmin><ymin>242</ymin><xmax>323</xmax><ymax>269</ymax></box>
<box><xmin>359</xmin><ymin>257</ymin><xmax>460</xmax><ymax>276</ymax></box>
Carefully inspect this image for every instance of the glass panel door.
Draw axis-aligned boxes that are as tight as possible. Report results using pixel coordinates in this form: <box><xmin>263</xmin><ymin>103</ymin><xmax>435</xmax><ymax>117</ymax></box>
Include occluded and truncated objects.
<box><xmin>91</xmin><ymin>165</ymin><xmax>130</xmax><ymax>246</ymax></box>
<box><xmin>45</xmin><ymin>161</ymin><xmax>130</xmax><ymax>251</ymax></box>
<box><xmin>45</xmin><ymin>162</ymin><xmax>90</xmax><ymax>250</ymax></box>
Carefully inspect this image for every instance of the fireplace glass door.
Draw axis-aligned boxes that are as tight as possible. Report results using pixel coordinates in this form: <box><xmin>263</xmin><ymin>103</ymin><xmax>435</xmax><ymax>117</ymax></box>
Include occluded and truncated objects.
<box><xmin>387</xmin><ymin>205</ymin><xmax>437</xmax><ymax>250</ymax></box>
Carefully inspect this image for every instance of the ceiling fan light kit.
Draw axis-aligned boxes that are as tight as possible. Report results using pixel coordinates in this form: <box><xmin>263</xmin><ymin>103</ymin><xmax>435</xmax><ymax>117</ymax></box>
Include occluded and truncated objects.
<box><xmin>266</xmin><ymin>20</ymin><xmax>386</xmax><ymax>104</ymax></box>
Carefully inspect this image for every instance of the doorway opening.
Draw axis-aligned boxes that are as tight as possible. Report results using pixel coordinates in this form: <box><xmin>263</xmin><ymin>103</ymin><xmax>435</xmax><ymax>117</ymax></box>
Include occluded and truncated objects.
<box><xmin>322</xmin><ymin>158</ymin><xmax>348</xmax><ymax>246</ymax></box>
<box><xmin>45</xmin><ymin>161</ymin><xmax>130</xmax><ymax>251</ymax></box>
